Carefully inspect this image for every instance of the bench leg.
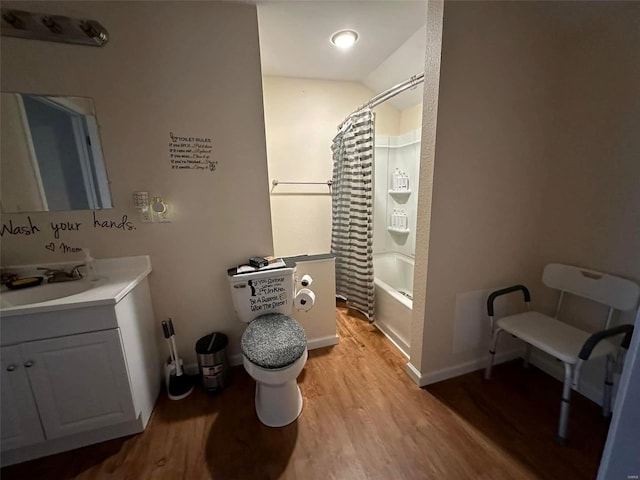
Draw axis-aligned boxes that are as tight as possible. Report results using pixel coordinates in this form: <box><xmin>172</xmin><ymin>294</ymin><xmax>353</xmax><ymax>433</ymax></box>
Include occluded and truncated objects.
<box><xmin>485</xmin><ymin>328</ymin><xmax>503</xmax><ymax>380</ymax></box>
<box><xmin>603</xmin><ymin>353</ymin><xmax>614</xmax><ymax>418</ymax></box>
<box><xmin>523</xmin><ymin>344</ymin><xmax>532</xmax><ymax>368</ymax></box>
<box><xmin>556</xmin><ymin>362</ymin><xmax>574</xmax><ymax>445</ymax></box>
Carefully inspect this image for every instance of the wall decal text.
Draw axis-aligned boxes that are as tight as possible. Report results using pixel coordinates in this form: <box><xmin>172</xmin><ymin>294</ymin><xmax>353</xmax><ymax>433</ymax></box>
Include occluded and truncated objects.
<box><xmin>248</xmin><ymin>276</ymin><xmax>288</xmax><ymax>313</ymax></box>
<box><xmin>1</xmin><ymin>212</ymin><xmax>138</xmax><ymax>254</ymax></box>
<box><xmin>51</xmin><ymin>221</ymin><xmax>82</xmax><ymax>239</ymax></box>
<box><xmin>169</xmin><ymin>131</ymin><xmax>216</xmax><ymax>172</ymax></box>
<box><xmin>45</xmin><ymin>242</ymin><xmax>83</xmax><ymax>253</ymax></box>
<box><xmin>92</xmin><ymin>212</ymin><xmax>136</xmax><ymax>231</ymax></box>
<box><xmin>0</xmin><ymin>216</ymin><xmax>41</xmax><ymax>236</ymax></box>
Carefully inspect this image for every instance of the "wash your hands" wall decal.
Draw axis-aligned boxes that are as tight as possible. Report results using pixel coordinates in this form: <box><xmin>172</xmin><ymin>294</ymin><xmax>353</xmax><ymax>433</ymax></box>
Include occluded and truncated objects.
<box><xmin>0</xmin><ymin>212</ymin><xmax>137</xmax><ymax>254</ymax></box>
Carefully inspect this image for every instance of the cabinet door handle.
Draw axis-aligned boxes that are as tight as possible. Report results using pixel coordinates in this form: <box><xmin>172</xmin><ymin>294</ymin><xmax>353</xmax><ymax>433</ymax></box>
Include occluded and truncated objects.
<box><xmin>24</xmin><ymin>361</ymin><xmax>34</xmax><ymax>368</ymax></box>
<box><xmin>6</xmin><ymin>364</ymin><xmax>17</xmax><ymax>372</ymax></box>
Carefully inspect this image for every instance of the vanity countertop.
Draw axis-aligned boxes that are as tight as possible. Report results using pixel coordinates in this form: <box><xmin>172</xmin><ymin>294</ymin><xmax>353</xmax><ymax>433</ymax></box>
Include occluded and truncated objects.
<box><xmin>0</xmin><ymin>256</ymin><xmax>152</xmax><ymax>317</ymax></box>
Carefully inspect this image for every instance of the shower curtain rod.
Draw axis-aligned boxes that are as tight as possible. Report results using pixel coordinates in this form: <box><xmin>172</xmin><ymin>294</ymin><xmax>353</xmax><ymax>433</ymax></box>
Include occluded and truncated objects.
<box><xmin>339</xmin><ymin>72</ymin><xmax>425</xmax><ymax>129</ymax></box>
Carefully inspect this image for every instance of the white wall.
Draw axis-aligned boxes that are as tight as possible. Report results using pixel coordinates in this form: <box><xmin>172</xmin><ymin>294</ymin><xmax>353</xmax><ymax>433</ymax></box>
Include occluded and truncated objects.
<box><xmin>263</xmin><ymin>76</ymin><xmax>400</xmax><ymax>257</ymax></box>
<box><xmin>0</xmin><ymin>1</ymin><xmax>273</xmax><ymax>363</ymax></box>
<box><xmin>364</xmin><ymin>25</ymin><xmax>427</xmax><ymax>110</ymax></box>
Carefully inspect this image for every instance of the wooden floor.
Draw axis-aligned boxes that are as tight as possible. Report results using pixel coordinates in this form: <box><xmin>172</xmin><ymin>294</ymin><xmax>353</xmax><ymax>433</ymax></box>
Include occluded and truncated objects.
<box><xmin>2</xmin><ymin>305</ymin><xmax>608</xmax><ymax>480</ymax></box>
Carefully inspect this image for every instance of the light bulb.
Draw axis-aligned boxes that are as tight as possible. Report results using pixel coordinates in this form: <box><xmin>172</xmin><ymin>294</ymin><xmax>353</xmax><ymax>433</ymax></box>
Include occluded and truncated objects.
<box><xmin>330</xmin><ymin>30</ymin><xmax>359</xmax><ymax>49</ymax></box>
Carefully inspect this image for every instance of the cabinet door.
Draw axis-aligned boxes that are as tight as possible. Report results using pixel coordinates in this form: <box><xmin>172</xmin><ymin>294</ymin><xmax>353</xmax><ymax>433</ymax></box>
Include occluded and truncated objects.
<box><xmin>21</xmin><ymin>329</ymin><xmax>136</xmax><ymax>439</ymax></box>
<box><xmin>1</xmin><ymin>345</ymin><xmax>45</xmax><ymax>450</ymax></box>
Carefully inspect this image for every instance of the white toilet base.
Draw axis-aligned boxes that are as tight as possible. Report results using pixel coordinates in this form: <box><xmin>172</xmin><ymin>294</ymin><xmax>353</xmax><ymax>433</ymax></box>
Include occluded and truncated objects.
<box><xmin>255</xmin><ymin>380</ymin><xmax>303</xmax><ymax>427</ymax></box>
<box><xmin>243</xmin><ymin>349</ymin><xmax>308</xmax><ymax>427</ymax></box>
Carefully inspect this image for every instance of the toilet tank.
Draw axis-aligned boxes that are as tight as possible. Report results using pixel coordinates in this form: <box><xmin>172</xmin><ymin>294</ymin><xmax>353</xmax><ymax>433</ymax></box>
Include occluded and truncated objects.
<box><xmin>228</xmin><ymin>267</ymin><xmax>295</xmax><ymax>323</ymax></box>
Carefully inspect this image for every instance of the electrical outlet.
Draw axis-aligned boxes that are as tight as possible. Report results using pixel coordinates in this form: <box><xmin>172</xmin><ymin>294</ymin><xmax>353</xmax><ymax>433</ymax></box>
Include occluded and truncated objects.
<box><xmin>133</xmin><ymin>191</ymin><xmax>149</xmax><ymax>208</ymax></box>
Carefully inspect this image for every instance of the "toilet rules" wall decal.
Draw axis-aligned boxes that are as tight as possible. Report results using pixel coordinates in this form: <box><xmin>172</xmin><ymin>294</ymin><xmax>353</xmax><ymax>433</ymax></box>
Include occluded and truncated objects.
<box><xmin>169</xmin><ymin>132</ymin><xmax>217</xmax><ymax>172</ymax></box>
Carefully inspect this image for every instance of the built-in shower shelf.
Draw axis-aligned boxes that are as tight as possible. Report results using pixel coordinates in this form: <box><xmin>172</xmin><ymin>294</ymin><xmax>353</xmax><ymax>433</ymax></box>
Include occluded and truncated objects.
<box><xmin>388</xmin><ymin>189</ymin><xmax>412</xmax><ymax>196</ymax></box>
<box><xmin>387</xmin><ymin>227</ymin><xmax>410</xmax><ymax>234</ymax></box>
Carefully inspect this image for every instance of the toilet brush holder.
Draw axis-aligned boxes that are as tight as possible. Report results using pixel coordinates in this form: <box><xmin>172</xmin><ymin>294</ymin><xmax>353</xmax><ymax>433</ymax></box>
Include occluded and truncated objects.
<box><xmin>161</xmin><ymin>319</ymin><xmax>194</xmax><ymax>400</ymax></box>
<box><xmin>164</xmin><ymin>360</ymin><xmax>183</xmax><ymax>390</ymax></box>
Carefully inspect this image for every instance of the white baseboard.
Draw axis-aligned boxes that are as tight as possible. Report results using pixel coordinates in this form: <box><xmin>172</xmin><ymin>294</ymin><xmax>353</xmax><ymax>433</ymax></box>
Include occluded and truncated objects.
<box><xmin>184</xmin><ymin>335</ymin><xmax>339</xmax><ymax>375</ymax></box>
<box><xmin>405</xmin><ymin>350</ymin><xmax>521</xmax><ymax>387</ymax></box>
<box><xmin>405</xmin><ymin>349</ymin><xmax>606</xmax><ymax>405</ymax></box>
<box><xmin>373</xmin><ymin>322</ymin><xmax>410</xmax><ymax>359</ymax></box>
<box><xmin>229</xmin><ymin>353</ymin><xmax>243</xmax><ymax>367</ymax></box>
<box><xmin>405</xmin><ymin>361</ymin><xmax>424</xmax><ymax>385</ymax></box>
<box><xmin>183</xmin><ymin>354</ymin><xmax>242</xmax><ymax>376</ymax></box>
<box><xmin>308</xmin><ymin>334</ymin><xmax>340</xmax><ymax>351</ymax></box>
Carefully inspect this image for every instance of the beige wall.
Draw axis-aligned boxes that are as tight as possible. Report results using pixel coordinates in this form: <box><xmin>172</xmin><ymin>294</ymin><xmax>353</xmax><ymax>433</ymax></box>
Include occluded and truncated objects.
<box><xmin>263</xmin><ymin>76</ymin><xmax>400</xmax><ymax>257</ymax></box>
<box><xmin>533</xmin><ymin>2</ymin><xmax>640</xmax><ymax>393</ymax></box>
<box><xmin>537</xmin><ymin>1</ymin><xmax>640</xmax><ymax>322</ymax></box>
<box><xmin>416</xmin><ymin>1</ymin><xmax>556</xmax><ymax>376</ymax></box>
<box><xmin>399</xmin><ymin>103</ymin><xmax>423</xmax><ymax>135</ymax></box>
<box><xmin>0</xmin><ymin>1</ymin><xmax>273</xmax><ymax>363</ymax></box>
<box><xmin>413</xmin><ymin>1</ymin><xmax>640</xmax><ymax>392</ymax></box>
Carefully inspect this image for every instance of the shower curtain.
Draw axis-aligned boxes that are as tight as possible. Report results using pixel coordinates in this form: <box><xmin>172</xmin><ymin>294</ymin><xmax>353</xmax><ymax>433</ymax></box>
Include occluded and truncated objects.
<box><xmin>331</xmin><ymin>108</ymin><xmax>375</xmax><ymax>321</ymax></box>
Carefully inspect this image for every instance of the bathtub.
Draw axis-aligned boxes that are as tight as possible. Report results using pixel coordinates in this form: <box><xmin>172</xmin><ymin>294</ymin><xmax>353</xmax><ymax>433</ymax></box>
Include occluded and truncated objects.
<box><xmin>373</xmin><ymin>252</ymin><xmax>413</xmax><ymax>357</ymax></box>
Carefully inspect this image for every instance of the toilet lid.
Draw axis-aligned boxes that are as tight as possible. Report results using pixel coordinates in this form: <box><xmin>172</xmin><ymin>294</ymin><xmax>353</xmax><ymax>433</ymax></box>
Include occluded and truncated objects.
<box><xmin>241</xmin><ymin>313</ymin><xmax>307</xmax><ymax>369</ymax></box>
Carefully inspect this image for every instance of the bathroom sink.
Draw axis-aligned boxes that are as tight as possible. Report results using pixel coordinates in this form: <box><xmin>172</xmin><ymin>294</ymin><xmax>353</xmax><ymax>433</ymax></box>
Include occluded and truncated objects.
<box><xmin>0</xmin><ymin>280</ymin><xmax>94</xmax><ymax>308</ymax></box>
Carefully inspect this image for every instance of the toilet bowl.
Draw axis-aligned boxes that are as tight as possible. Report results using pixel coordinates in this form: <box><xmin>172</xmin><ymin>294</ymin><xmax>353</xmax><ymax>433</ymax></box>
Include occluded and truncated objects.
<box><xmin>243</xmin><ymin>349</ymin><xmax>308</xmax><ymax>427</ymax></box>
<box><xmin>228</xmin><ymin>266</ymin><xmax>315</xmax><ymax>427</ymax></box>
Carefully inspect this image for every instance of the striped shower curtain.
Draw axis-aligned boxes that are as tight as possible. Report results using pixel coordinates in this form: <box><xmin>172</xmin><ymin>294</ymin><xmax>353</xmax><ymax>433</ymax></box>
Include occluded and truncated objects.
<box><xmin>330</xmin><ymin>109</ymin><xmax>375</xmax><ymax>320</ymax></box>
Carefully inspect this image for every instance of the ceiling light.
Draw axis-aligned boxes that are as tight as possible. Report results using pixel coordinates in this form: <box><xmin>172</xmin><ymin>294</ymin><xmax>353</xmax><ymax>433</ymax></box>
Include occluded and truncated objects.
<box><xmin>330</xmin><ymin>30</ymin><xmax>359</xmax><ymax>49</ymax></box>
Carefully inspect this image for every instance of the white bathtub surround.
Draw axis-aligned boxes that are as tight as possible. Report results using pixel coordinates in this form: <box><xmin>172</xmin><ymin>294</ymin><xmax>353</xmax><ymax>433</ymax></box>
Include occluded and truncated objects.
<box><xmin>373</xmin><ymin>252</ymin><xmax>414</xmax><ymax>356</ymax></box>
<box><xmin>371</xmin><ymin>129</ymin><xmax>421</xmax><ymax>355</ymax></box>
<box><xmin>1</xmin><ymin>256</ymin><xmax>159</xmax><ymax>466</ymax></box>
<box><xmin>374</xmin><ymin>128</ymin><xmax>421</xmax><ymax>258</ymax></box>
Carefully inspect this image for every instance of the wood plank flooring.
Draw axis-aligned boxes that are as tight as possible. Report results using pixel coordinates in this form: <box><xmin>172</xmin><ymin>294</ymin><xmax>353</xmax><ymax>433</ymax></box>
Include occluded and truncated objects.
<box><xmin>2</xmin><ymin>304</ymin><xmax>608</xmax><ymax>479</ymax></box>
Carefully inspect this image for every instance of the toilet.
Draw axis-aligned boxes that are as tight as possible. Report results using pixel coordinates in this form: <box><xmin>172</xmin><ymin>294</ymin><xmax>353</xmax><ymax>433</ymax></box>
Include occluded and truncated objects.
<box><xmin>228</xmin><ymin>267</ymin><xmax>313</xmax><ymax>427</ymax></box>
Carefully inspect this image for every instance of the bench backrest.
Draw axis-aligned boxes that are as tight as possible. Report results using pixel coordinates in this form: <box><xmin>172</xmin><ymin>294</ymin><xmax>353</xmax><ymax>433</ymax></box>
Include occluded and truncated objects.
<box><xmin>542</xmin><ymin>264</ymin><xmax>640</xmax><ymax>312</ymax></box>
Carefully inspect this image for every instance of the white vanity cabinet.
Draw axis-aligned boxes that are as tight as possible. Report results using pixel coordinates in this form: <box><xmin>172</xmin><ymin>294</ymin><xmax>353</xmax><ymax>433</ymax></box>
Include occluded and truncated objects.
<box><xmin>0</xmin><ymin>256</ymin><xmax>160</xmax><ymax>467</ymax></box>
<box><xmin>1</xmin><ymin>345</ymin><xmax>46</xmax><ymax>451</ymax></box>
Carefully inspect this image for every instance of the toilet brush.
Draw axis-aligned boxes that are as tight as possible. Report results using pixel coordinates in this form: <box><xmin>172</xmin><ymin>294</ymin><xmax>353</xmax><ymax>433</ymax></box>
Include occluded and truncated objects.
<box><xmin>162</xmin><ymin>319</ymin><xmax>194</xmax><ymax>400</ymax></box>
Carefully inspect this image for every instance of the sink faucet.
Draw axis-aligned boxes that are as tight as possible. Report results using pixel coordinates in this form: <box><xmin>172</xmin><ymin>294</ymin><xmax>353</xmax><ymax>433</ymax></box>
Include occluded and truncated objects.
<box><xmin>37</xmin><ymin>264</ymin><xmax>85</xmax><ymax>283</ymax></box>
<box><xmin>1</xmin><ymin>270</ymin><xmax>18</xmax><ymax>285</ymax></box>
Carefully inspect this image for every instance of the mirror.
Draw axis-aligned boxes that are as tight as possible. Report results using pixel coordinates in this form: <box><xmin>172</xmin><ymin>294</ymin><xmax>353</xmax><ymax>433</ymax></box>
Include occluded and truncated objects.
<box><xmin>1</xmin><ymin>93</ymin><xmax>113</xmax><ymax>213</ymax></box>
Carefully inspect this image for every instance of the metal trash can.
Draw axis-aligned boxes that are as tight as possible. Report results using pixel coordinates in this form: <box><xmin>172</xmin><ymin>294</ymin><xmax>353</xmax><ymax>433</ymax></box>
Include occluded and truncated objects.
<box><xmin>195</xmin><ymin>332</ymin><xmax>230</xmax><ymax>392</ymax></box>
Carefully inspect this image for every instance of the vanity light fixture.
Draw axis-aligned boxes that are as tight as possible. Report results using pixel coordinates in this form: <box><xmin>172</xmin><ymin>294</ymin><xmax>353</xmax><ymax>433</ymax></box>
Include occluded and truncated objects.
<box><xmin>1</xmin><ymin>8</ymin><xmax>109</xmax><ymax>46</ymax></box>
<box><xmin>330</xmin><ymin>29</ymin><xmax>359</xmax><ymax>49</ymax></box>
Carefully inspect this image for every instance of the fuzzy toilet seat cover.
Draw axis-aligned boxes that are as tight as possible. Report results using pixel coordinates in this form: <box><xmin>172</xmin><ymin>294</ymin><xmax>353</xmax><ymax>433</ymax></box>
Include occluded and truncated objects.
<box><xmin>241</xmin><ymin>313</ymin><xmax>307</xmax><ymax>369</ymax></box>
